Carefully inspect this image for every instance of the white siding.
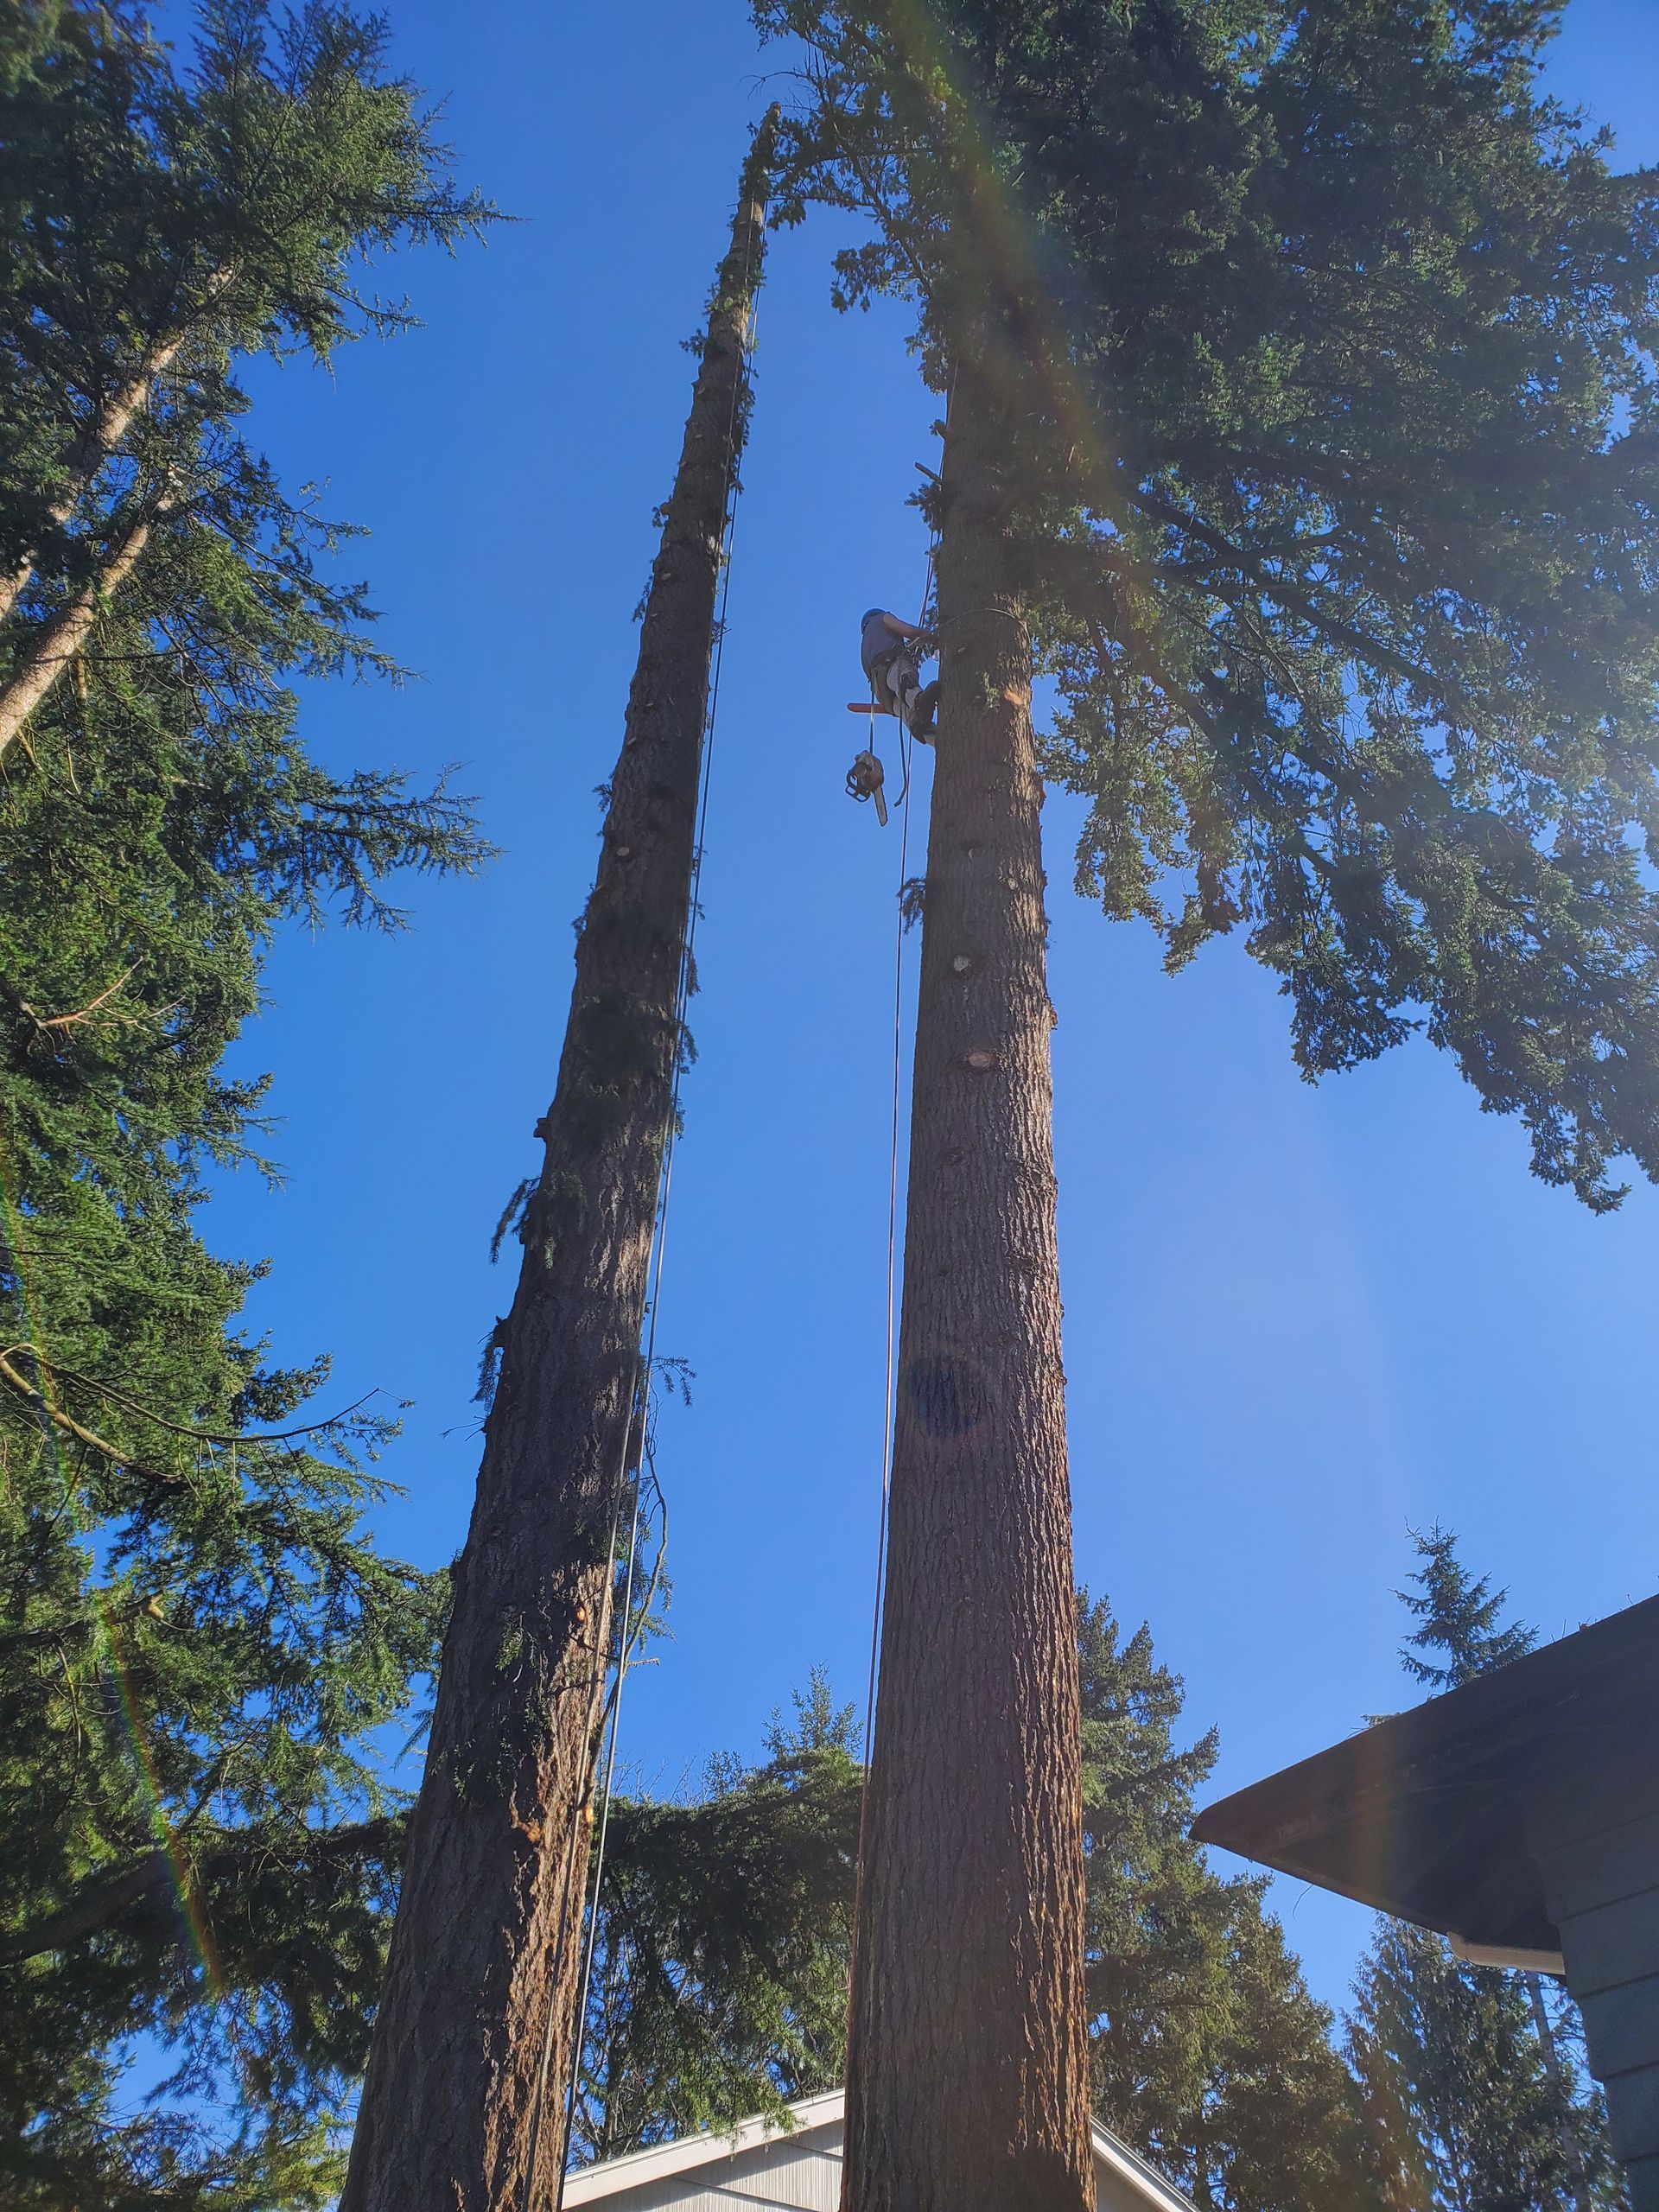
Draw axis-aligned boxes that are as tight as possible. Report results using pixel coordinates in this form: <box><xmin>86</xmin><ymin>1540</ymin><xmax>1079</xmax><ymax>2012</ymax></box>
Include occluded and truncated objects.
<box><xmin>580</xmin><ymin>2118</ymin><xmax>843</xmax><ymax>2212</ymax></box>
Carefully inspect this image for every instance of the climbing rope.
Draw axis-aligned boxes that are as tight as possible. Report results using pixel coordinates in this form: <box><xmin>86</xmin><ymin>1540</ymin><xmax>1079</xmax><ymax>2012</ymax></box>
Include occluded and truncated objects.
<box><xmin>857</xmin><ymin>710</ymin><xmax>913</xmax><ymax>1761</ymax></box>
<box><xmin>841</xmin><ymin>656</ymin><xmax>916</xmax><ymax>2064</ymax></box>
<box><xmin>847</xmin><ymin>388</ymin><xmax>950</xmax><ymax>2009</ymax></box>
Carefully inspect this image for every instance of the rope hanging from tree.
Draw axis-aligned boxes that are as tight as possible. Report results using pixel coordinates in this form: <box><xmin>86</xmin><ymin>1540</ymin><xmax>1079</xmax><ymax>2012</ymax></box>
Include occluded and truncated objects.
<box><xmin>848</xmin><ymin>388</ymin><xmax>950</xmax><ymax>2018</ymax></box>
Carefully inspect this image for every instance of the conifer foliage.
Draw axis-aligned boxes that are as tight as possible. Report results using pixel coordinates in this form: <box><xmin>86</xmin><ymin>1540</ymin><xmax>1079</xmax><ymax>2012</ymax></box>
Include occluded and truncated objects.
<box><xmin>569</xmin><ymin>1674</ymin><xmax>863</xmax><ymax>2164</ymax></box>
<box><xmin>0</xmin><ymin>5</ymin><xmax>492</xmax><ymax>2203</ymax></box>
<box><xmin>761</xmin><ymin>0</ymin><xmax>1659</xmax><ymax>1211</ymax></box>
<box><xmin>1397</xmin><ymin>1525</ymin><xmax>1540</xmax><ymax>1690</ymax></box>
<box><xmin>1077</xmin><ymin>1594</ymin><xmax>1362</xmax><ymax>2212</ymax></box>
<box><xmin>1350</xmin><ymin>1923</ymin><xmax>1622</xmax><ymax>2212</ymax></box>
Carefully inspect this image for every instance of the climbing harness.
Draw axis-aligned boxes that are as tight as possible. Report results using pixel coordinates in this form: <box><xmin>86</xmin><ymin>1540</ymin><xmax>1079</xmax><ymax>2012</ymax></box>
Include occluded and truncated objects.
<box><xmin>845</xmin><ymin>469</ymin><xmax>943</xmax><ymax>828</ymax></box>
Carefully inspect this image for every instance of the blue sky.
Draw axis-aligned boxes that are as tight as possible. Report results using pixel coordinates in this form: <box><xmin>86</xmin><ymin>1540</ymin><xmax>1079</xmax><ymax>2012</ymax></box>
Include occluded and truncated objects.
<box><xmin>174</xmin><ymin>0</ymin><xmax>1659</xmax><ymax>2016</ymax></box>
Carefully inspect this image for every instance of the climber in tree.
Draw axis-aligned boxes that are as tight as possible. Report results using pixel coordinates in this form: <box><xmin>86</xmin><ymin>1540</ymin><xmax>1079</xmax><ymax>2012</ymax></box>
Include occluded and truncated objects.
<box><xmin>861</xmin><ymin>606</ymin><xmax>938</xmax><ymax>736</ymax></box>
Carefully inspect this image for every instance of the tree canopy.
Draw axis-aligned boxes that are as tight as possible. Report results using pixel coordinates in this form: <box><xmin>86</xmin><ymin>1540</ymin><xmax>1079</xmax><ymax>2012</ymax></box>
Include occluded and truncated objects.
<box><xmin>1349</xmin><ymin>1921</ymin><xmax>1624</xmax><ymax>2212</ymax></box>
<box><xmin>1077</xmin><ymin>1591</ymin><xmax>1363</xmax><ymax>2212</ymax></box>
<box><xmin>757</xmin><ymin>0</ymin><xmax>1659</xmax><ymax>1208</ymax></box>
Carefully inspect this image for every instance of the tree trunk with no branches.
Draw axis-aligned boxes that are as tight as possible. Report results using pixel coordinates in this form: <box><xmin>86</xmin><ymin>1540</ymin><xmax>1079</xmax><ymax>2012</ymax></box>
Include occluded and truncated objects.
<box><xmin>341</xmin><ymin>121</ymin><xmax>774</xmax><ymax>2212</ymax></box>
<box><xmin>840</xmin><ymin>359</ymin><xmax>1095</xmax><ymax>2212</ymax></box>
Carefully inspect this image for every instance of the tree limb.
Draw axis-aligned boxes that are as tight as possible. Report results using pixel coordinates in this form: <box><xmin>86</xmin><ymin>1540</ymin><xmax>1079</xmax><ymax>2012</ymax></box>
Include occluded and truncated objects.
<box><xmin>0</xmin><ymin>1815</ymin><xmax>398</xmax><ymax>1963</ymax></box>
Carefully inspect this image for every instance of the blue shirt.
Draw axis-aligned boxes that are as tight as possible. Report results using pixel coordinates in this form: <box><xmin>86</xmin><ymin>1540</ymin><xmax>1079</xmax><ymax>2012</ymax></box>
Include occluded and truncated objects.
<box><xmin>861</xmin><ymin>607</ymin><xmax>900</xmax><ymax>677</ymax></box>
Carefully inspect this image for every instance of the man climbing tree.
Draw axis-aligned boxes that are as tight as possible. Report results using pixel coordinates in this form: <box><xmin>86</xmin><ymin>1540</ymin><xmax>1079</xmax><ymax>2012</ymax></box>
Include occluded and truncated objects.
<box><xmin>342</xmin><ymin>114</ymin><xmax>778</xmax><ymax>2212</ymax></box>
<box><xmin>754</xmin><ymin>3</ymin><xmax>1659</xmax><ymax>2204</ymax></box>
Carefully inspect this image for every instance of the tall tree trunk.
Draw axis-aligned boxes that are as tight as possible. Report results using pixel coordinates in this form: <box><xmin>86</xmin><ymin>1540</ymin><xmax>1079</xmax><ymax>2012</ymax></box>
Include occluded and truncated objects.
<box><xmin>340</xmin><ymin>119</ymin><xmax>774</xmax><ymax>2212</ymax></box>
<box><xmin>840</xmin><ymin>359</ymin><xmax>1094</xmax><ymax>2212</ymax></box>
<box><xmin>0</xmin><ymin>490</ymin><xmax>166</xmax><ymax>761</ymax></box>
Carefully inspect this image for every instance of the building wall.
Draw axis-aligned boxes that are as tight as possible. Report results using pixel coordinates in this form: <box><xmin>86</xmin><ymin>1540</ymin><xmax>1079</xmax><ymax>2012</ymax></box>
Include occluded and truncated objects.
<box><xmin>1532</xmin><ymin>1763</ymin><xmax>1659</xmax><ymax>2212</ymax></box>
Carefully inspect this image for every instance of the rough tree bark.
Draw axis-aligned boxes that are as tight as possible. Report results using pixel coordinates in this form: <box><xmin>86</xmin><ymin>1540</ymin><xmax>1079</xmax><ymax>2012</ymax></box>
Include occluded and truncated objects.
<box><xmin>840</xmin><ymin>359</ymin><xmax>1095</xmax><ymax>2212</ymax></box>
<box><xmin>340</xmin><ymin>120</ymin><xmax>774</xmax><ymax>2212</ymax></box>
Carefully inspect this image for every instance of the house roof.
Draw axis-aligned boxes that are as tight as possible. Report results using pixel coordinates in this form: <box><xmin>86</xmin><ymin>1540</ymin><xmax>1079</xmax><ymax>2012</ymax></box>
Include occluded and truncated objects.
<box><xmin>561</xmin><ymin>2088</ymin><xmax>1198</xmax><ymax>2211</ymax></box>
<box><xmin>1191</xmin><ymin>1592</ymin><xmax>1659</xmax><ymax>1957</ymax></box>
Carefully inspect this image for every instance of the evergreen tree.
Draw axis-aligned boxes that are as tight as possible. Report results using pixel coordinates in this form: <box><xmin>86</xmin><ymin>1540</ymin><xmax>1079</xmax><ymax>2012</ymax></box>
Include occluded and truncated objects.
<box><xmin>0</xmin><ymin>2</ymin><xmax>82</xmax><ymax>91</ymax></box>
<box><xmin>1349</xmin><ymin>1923</ymin><xmax>1621</xmax><ymax>2212</ymax></box>
<box><xmin>1398</xmin><ymin>1527</ymin><xmax>1539</xmax><ymax>1691</ymax></box>
<box><xmin>754</xmin><ymin>4</ymin><xmax>1659</xmax><ymax>2198</ymax></box>
<box><xmin>0</xmin><ymin>1</ymin><xmax>487</xmax><ymax>664</ymax></box>
<box><xmin>1346</xmin><ymin>1533</ymin><xmax>1624</xmax><ymax>2212</ymax></box>
<box><xmin>0</xmin><ymin>6</ymin><xmax>493</xmax><ymax>2203</ymax></box>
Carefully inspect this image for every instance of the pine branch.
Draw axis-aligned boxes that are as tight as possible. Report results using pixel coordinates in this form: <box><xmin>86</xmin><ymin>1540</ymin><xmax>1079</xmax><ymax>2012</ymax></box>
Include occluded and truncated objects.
<box><xmin>0</xmin><ymin>1815</ymin><xmax>398</xmax><ymax>1962</ymax></box>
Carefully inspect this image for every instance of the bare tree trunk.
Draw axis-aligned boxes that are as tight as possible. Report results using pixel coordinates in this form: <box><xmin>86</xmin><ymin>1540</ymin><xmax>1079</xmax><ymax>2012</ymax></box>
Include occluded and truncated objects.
<box><xmin>340</xmin><ymin>119</ymin><xmax>774</xmax><ymax>2212</ymax></box>
<box><xmin>0</xmin><ymin>493</ymin><xmax>165</xmax><ymax>761</ymax></box>
<box><xmin>840</xmin><ymin>359</ymin><xmax>1095</xmax><ymax>2212</ymax></box>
